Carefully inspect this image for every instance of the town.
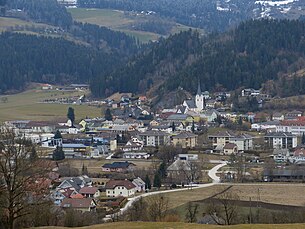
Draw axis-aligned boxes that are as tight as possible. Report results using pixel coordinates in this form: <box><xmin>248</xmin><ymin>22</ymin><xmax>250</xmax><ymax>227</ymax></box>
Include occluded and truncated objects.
<box><xmin>2</xmin><ymin>82</ymin><xmax>305</xmax><ymax>227</ymax></box>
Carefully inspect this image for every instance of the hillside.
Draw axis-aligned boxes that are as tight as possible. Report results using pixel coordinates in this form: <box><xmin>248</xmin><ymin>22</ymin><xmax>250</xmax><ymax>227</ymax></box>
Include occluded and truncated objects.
<box><xmin>91</xmin><ymin>19</ymin><xmax>305</xmax><ymax>99</ymax></box>
<box><xmin>78</xmin><ymin>0</ymin><xmax>305</xmax><ymax>32</ymax></box>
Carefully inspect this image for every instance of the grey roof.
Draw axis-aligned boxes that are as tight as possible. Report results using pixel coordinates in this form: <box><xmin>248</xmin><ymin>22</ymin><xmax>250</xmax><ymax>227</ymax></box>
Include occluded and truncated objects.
<box><xmin>265</xmin><ymin>132</ymin><xmax>296</xmax><ymax>138</ymax></box>
<box><xmin>208</xmin><ymin>131</ymin><xmax>236</xmax><ymax>138</ymax></box>
<box><xmin>197</xmin><ymin>81</ymin><xmax>202</xmax><ymax>95</ymax></box>
<box><xmin>167</xmin><ymin>160</ymin><xmax>191</xmax><ymax>171</ymax></box>
<box><xmin>172</xmin><ymin>132</ymin><xmax>197</xmax><ymax>139</ymax></box>
<box><xmin>184</xmin><ymin>100</ymin><xmax>197</xmax><ymax>109</ymax></box>
<box><xmin>139</xmin><ymin>130</ymin><xmax>170</xmax><ymax>136</ymax></box>
<box><xmin>167</xmin><ymin>114</ymin><xmax>189</xmax><ymax>120</ymax></box>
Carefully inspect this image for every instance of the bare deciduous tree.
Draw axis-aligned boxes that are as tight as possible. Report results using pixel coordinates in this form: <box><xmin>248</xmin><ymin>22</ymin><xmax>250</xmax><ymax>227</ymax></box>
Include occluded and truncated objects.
<box><xmin>0</xmin><ymin>129</ymin><xmax>52</xmax><ymax>229</ymax></box>
<box><xmin>147</xmin><ymin>195</ymin><xmax>169</xmax><ymax>221</ymax></box>
<box><xmin>185</xmin><ymin>202</ymin><xmax>199</xmax><ymax>223</ymax></box>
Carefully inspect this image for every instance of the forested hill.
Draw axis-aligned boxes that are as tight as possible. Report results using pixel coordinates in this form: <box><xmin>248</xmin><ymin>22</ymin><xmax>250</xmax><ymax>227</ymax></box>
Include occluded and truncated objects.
<box><xmin>91</xmin><ymin>19</ymin><xmax>305</xmax><ymax>98</ymax></box>
<box><xmin>0</xmin><ymin>32</ymin><xmax>121</xmax><ymax>93</ymax></box>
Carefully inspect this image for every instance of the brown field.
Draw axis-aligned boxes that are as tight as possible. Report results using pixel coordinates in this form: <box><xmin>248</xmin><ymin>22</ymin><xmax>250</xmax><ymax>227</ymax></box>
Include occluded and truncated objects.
<box><xmin>159</xmin><ymin>183</ymin><xmax>305</xmax><ymax>210</ymax></box>
<box><xmin>37</xmin><ymin>222</ymin><xmax>305</xmax><ymax>229</ymax></box>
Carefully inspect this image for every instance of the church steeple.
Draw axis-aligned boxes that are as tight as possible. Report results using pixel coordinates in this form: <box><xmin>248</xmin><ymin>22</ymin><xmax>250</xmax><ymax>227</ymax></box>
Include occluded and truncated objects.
<box><xmin>197</xmin><ymin>80</ymin><xmax>202</xmax><ymax>95</ymax></box>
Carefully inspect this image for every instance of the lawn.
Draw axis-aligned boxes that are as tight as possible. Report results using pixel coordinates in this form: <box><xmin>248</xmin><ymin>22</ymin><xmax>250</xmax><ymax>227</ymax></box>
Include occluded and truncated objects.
<box><xmin>38</xmin><ymin>222</ymin><xmax>305</xmax><ymax>229</ymax></box>
<box><xmin>0</xmin><ymin>87</ymin><xmax>101</xmax><ymax>122</ymax></box>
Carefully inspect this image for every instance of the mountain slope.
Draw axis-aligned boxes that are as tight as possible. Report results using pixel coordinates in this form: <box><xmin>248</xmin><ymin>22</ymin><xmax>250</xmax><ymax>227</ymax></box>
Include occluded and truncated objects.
<box><xmin>92</xmin><ymin>19</ymin><xmax>305</xmax><ymax>98</ymax></box>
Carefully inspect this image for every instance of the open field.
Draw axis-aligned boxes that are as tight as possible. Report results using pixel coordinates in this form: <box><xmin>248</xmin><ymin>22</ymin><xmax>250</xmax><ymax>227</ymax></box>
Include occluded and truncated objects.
<box><xmin>38</xmin><ymin>222</ymin><xmax>305</xmax><ymax>229</ymax></box>
<box><xmin>159</xmin><ymin>184</ymin><xmax>305</xmax><ymax>210</ymax></box>
<box><xmin>66</xmin><ymin>158</ymin><xmax>157</xmax><ymax>174</ymax></box>
<box><xmin>68</xmin><ymin>8</ymin><xmax>201</xmax><ymax>43</ymax></box>
<box><xmin>0</xmin><ymin>87</ymin><xmax>101</xmax><ymax>122</ymax></box>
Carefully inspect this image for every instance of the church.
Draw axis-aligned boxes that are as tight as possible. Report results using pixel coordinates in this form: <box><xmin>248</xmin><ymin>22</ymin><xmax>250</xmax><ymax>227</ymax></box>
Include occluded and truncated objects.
<box><xmin>182</xmin><ymin>82</ymin><xmax>208</xmax><ymax>113</ymax></box>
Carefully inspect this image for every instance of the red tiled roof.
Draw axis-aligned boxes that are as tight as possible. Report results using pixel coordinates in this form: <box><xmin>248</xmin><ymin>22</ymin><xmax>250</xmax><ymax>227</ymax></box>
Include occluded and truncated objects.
<box><xmin>293</xmin><ymin>148</ymin><xmax>305</xmax><ymax>157</ymax></box>
<box><xmin>105</xmin><ymin>180</ymin><xmax>136</xmax><ymax>190</ymax></box>
<box><xmin>70</xmin><ymin>193</ymin><xmax>84</xmax><ymax>199</ymax></box>
<box><xmin>280</xmin><ymin>117</ymin><xmax>305</xmax><ymax>126</ymax></box>
<box><xmin>224</xmin><ymin>143</ymin><xmax>237</xmax><ymax>150</ymax></box>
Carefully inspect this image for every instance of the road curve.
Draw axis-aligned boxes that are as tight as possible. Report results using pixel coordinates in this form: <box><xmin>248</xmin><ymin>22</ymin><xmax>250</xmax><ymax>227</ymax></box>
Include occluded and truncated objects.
<box><xmin>105</xmin><ymin>161</ymin><xmax>227</xmax><ymax>219</ymax></box>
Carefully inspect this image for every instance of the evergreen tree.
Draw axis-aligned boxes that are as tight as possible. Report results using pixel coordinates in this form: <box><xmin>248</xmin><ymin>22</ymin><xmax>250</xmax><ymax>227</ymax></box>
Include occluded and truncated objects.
<box><xmin>29</xmin><ymin>146</ymin><xmax>38</xmax><ymax>162</ymax></box>
<box><xmin>145</xmin><ymin>174</ymin><xmax>151</xmax><ymax>190</ymax></box>
<box><xmin>191</xmin><ymin>121</ymin><xmax>195</xmax><ymax>132</ymax></box>
<box><xmin>158</xmin><ymin>162</ymin><xmax>167</xmax><ymax>179</ymax></box>
<box><xmin>81</xmin><ymin>163</ymin><xmax>88</xmax><ymax>175</ymax></box>
<box><xmin>104</xmin><ymin>108</ymin><xmax>113</xmax><ymax>121</ymax></box>
<box><xmin>67</xmin><ymin>107</ymin><xmax>75</xmax><ymax>127</ymax></box>
<box><xmin>52</xmin><ymin>146</ymin><xmax>65</xmax><ymax>161</ymax></box>
<box><xmin>153</xmin><ymin>173</ymin><xmax>161</xmax><ymax>189</ymax></box>
<box><xmin>171</xmin><ymin>121</ymin><xmax>176</xmax><ymax>132</ymax></box>
<box><xmin>302</xmin><ymin>133</ymin><xmax>305</xmax><ymax>144</ymax></box>
<box><xmin>54</xmin><ymin>130</ymin><xmax>62</xmax><ymax>139</ymax></box>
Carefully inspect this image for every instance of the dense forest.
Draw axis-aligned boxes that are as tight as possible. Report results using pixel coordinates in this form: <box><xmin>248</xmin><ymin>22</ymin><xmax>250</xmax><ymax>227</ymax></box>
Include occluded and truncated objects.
<box><xmin>7</xmin><ymin>0</ymin><xmax>73</xmax><ymax>28</ymax></box>
<box><xmin>0</xmin><ymin>32</ymin><xmax>125</xmax><ymax>93</ymax></box>
<box><xmin>91</xmin><ymin>19</ymin><xmax>305</xmax><ymax>98</ymax></box>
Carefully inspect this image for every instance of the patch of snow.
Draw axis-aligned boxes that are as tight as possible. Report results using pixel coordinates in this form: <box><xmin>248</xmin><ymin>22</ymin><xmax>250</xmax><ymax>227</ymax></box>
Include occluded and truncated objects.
<box><xmin>217</xmin><ymin>6</ymin><xmax>230</xmax><ymax>11</ymax></box>
<box><xmin>255</xmin><ymin>0</ymin><xmax>299</xmax><ymax>7</ymax></box>
<box><xmin>280</xmin><ymin>6</ymin><xmax>291</xmax><ymax>13</ymax></box>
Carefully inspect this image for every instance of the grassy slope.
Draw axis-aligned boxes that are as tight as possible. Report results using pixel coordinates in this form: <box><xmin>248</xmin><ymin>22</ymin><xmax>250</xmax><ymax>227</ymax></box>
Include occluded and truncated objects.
<box><xmin>158</xmin><ymin>184</ymin><xmax>305</xmax><ymax>210</ymax></box>
<box><xmin>38</xmin><ymin>222</ymin><xmax>305</xmax><ymax>229</ymax></box>
<box><xmin>0</xmin><ymin>87</ymin><xmax>101</xmax><ymax>122</ymax></box>
<box><xmin>67</xmin><ymin>8</ymin><xmax>201</xmax><ymax>43</ymax></box>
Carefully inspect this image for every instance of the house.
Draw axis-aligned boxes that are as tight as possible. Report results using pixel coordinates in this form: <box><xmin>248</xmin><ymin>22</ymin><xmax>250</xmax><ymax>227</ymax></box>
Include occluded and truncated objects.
<box><xmin>105</xmin><ymin>180</ymin><xmax>136</xmax><ymax>197</ymax></box>
<box><xmin>57</xmin><ymin>178</ymin><xmax>85</xmax><ymax>192</ymax></box>
<box><xmin>132</xmin><ymin>177</ymin><xmax>146</xmax><ymax>192</ymax></box>
<box><xmin>265</xmin><ymin>132</ymin><xmax>297</xmax><ymax>149</ymax></box>
<box><xmin>50</xmin><ymin>188</ymin><xmax>78</xmax><ymax>205</ymax></box>
<box><xmin>79</xmin><ymin>187</ymin><xmax>100</xmax><ymax>198</ymax></box>
<box><xmin>24</xmin><ymin>121</ymin><xmax>56</xmax><ymax>133</ymax></box>
<box><xmin>276</xmin><ymin>117</ymin><xmax>305</xmax><ymax>136</ymax></box>
<box><xmin>251</xmin><ymin>120</ymin><xmax>279</xmax><ymax>132</ymax></box>
<box><xmin>272</xmin><ymin>112</ymin><xmax>284</xmax><ymax>121</ymax></box>
<box><xmin>273</xmin><ymin>149</ymin><xmax>290</xmax><ymax>163</ymax></box>
<box><xmin>101</xmin><ymin>161</ymin><xmax>136</xmax><ymax>172</ymax></box>
<box><xmin>201</xmin><ymin>109</ymin><xmax>219</xmax><ymax>123</ymax></box>
<box><xmin>61</xmin><ymin>198</ymin><xmax>96</xmax><ymax>212</ymax></box>
<box><xmin>241</xmin><ymin>88</ymin><xmax>260</xmax><ymax>97</ymax></box>
<box><xmin>263</xmin><ymin>168</ymin><xmax>305</xmax><ymax>182</ymax></box>
<box><xmin>138</xmin><ymin>130</ymin><xmax>170</xmax><ymax>147</ymax></box>
<box><xmin>223</xmin><ymin>143</ymin><xmax>238</xmax><ymax>155</ymax></box>
<box><xmin>284</xmin><ymin>110</ymin><xmax>302</xmax><ymax>120</ymax></box>
<box><xmin>172</xmin><ymin>132</ymin><xmax>197</xmax><ymax>148</ymax></box>
<box><xmin>41</xmin><ymin>84</ymin><xmax>53</xmax><ymax>90</ymax></box>
<box><xmin>123</xmin><ymin>152</ymin><xmax>150</xmax><ymax>159</ymax></box>
<box><xmin>209</xmin><ymin>131</ymin><xmax>253</xmax><ymax>152</ymax></box>
<box><xmin>176</xmin><ymin>154</ymin><xmax>198</xmax><ymax>161</ymax></box>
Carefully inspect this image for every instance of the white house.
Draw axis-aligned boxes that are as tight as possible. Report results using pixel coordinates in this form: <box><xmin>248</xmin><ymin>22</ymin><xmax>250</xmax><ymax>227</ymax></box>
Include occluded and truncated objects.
<box><xmin>105</xmin><ymin>180</ymin><xmax>136</xmax><ymax>197</ymax></box>
<box><xmin>132</xmin><ymin>177</ymin><xmax>146</xmax><ymax>192</ymax></box>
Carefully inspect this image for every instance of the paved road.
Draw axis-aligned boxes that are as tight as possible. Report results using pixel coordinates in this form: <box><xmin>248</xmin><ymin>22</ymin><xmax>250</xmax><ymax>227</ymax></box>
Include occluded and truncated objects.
<box><xmin>104</xmin><ymin>161</ymin><xmax>227</xmax><ymax>219</ymax></box>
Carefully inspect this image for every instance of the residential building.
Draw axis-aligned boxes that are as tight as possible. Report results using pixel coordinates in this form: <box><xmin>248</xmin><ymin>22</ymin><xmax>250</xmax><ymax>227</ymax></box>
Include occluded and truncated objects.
<box><xmin>123</xmin><ymin>152</ymin><xmax>150</xmax><ymax>159</ymax></box>
<box><xmin>138</xmin><ymin>130</ymin><xmax>170</xmax><ymax>147</ymax></box>
<box><xmin>172</xmin><ymin>132</ymin><xmax>198</xmax><ymax>148</ymax></box>
<box><xmin>208</xmin><ymin>131</ymin><xmax>253</xmax><ymax>151</ymax></box>
<box><xmin>276</xmin><ymin>117</ymin><xmax>305</xmax><ymax>136</ymax></box>
<box><xmin>284</xmin><ymin>110</ymin><xmax>302</xmax><ymax>120</ymax></box>
<box><xmin>61</xmin><ymin>198</ymin><xmax>96</xmax><ymax>212</ymax></box>
<box><xmin>132</xmin><ymin>177</ymin><xmax>146</xmax><ymax>192</ymax></box>
<box><xmin>101</xmin><ymin>161</ymin><xmax>136</xmax><ymax>172</ymax></box>
<box><xmin>265</xmin><ymin>132</ymin><xmax>297</xmax><ymax>149</ymax></box>
<box><xmin>105</xmin><ymin>180</ymin><xmax>136</xmax><ymax>197</ymax></box>
<box><xmin>223</xmin><ymin>143</ymin><xmax>238</xmax><ymax>155</ymax></box>
<box><xmin>79</xmin><ymin>187</ymin><xmax>100</xmax><ymax>198</ymax></box>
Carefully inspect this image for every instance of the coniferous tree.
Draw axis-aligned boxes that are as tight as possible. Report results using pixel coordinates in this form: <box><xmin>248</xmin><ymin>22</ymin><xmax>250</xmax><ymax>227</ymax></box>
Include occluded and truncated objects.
<box><xmin>153</xmin><ymin>173</ymin><xmax>161</xmax><ymax>189</ymax></box>
<box><xmin>54</xmin><ymin>130</ymin><xmax>62</xmax><ymax>139</ymax></box>
<box><xmin>158</xmin><ymin>162</ymin><xmax>167</xmax><ymax>179</ymax></box>
<box><xmin>302</xmin><ymin>133</ymin><xmax>305</xmax><ymax>144</ymax></box>
<box><xmin>52</xmin><ymin>146</ymin><xmax>65</xmax><ymax>161</ymax></box>
<box><xmin>67</xmin><ymin>107</ymin><xmax>75</xmax><ymax>127</ymax></box>
<box><xmin>145</xmin><ymin>174</ymin><xmax>151</xmax><ymax>190</ymax></box>
<box><xmin>29</xmin><ymin>146</ymin><xmax>38</xmax><ymax>162</ymax></box>
<box><xmin>105</xmin><ymin>108</ymin><xmax>113</xmax><ymax>121</ymax></box>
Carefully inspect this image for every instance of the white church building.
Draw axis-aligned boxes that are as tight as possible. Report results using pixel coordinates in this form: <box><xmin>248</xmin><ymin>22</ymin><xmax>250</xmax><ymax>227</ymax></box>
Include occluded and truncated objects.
<box><xmin>183</xmin><ymin>82</ymin><xmax>207</xmax><ymax>113</ymax></box>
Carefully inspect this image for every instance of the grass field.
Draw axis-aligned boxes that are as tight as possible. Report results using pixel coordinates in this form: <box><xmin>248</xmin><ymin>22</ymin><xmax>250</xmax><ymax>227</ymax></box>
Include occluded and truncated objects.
<box><xmin>67</xmin><ymin>8</ymin><xmax>201</xmax><ymax>43</ymax></box>
<box><xmin>38</xmin><ymin>222</ymin><xmax>305</xmax><ymax>229</ymax></box>
<box><xmin>158</xmin><ymin>184</ymin><xmax>305</xmax><ymax>210</ymax></box>
<box><xmin>0</xmin><ymin>87</ymin><xmax>101</xmax><ymax>122</ymax></box>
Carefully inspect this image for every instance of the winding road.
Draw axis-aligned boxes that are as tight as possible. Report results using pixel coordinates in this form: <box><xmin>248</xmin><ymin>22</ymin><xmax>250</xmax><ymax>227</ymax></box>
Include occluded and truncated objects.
<box><xmin>104</xmin><ymin>160</ymin><xmax>227</xmax><ymax>219</ymax></box>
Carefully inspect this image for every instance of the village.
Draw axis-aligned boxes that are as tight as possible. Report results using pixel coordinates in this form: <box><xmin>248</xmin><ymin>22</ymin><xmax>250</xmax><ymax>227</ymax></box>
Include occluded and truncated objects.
<box><xmin>3</xmin><ymin>82</ymin><xmax>305</xmax><ymax>223</ymax></box>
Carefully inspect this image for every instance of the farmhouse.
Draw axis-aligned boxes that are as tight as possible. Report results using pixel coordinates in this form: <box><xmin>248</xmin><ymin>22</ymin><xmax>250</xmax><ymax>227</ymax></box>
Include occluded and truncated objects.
<box><xmin>105</xmin><ymin>180</ymin><xmax>136</xmax><ymax>197</ymax></box>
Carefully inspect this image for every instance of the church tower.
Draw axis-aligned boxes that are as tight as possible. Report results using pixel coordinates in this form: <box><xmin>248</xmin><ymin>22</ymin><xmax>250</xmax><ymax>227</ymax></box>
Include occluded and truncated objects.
<box><xmin>195</xmin><ymin>81</ymin><xmax>205</xmax><ymax>111</ymax></box>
